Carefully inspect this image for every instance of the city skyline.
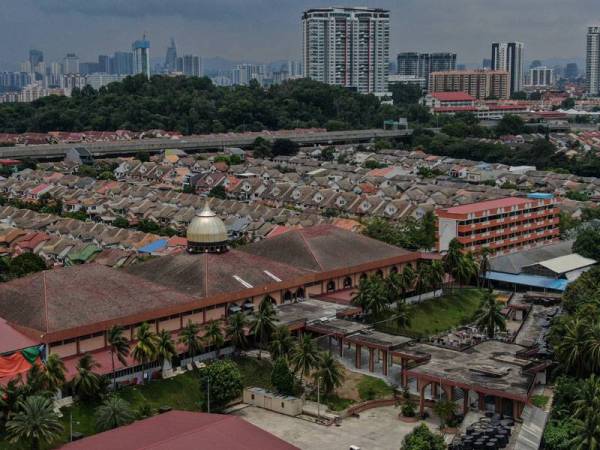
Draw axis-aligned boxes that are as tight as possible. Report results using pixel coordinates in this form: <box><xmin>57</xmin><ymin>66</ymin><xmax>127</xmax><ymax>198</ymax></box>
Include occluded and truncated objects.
<box><xmin>0</xmin><ymin>0</ymin><xmax>596</xmax><ymax>70</ymax></box>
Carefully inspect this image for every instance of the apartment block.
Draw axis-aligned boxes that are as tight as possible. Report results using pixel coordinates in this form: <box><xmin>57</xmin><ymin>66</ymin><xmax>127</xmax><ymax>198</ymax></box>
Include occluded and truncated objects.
<box><xmin>428</xmin><ymin>69</ymin><xmax>510</xmax><ymax>100</ymax></box>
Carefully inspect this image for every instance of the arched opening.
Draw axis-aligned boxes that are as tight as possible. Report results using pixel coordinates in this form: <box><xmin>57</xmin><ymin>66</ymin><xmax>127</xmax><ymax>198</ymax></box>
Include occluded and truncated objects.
<box><xmin>296</xmin><ymin>287</ymin><xmax>305</xmax><ymax>299</ymax></box>
<box><xmin>343</xmin><ymin>276</ymin><xmax>352</xmax><ymax>288</ymax></box>
<box><xmin>390</xmin><ymin>266</ymin><xmax>398</xmax><ymax>274</ymax></box>
<box><xmin>326</xmin><ymin>280</ymin><xmax>336</xmax><ymax>292</ymax></box>
<box><xmin>283</xmin><ymin>291</ymin><xmax>293</xmax><ymax>303</ymax></box>
<box><xmin>375</xmin><ymin>269</ymin><xmax>384</xmax><ymax>278</ymax></box>
<box><xmin>360</xmin><ymin>273</ymin><xmax>368</xmax><ymax>282</ymax></box>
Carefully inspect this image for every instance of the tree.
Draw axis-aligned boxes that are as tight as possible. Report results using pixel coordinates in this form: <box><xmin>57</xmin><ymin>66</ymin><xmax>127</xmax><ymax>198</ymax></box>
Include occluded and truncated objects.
<box><xmin>5</xmin><ymin>396</ymin><xmax>63</xmax><ymax>450</ymax></box>
<box><xmin>290</xmin><ymin>335</ymin><xmax>321</xmax><ymax>381</ymax></box>
<box><xmin>315</xmin><ymin>352</ymin><xmax>344</xmax><ymax>396</ymax></box>
<box><xmin>269</xmin><ymin>325</ymin><xmax>295</xmax><ymax>361</ymax></box>
<box><xmin>208</xmin><ymin>185</ymin><xmax>227</xmax><ymax>199</ymax></box>
<box><xmin>95</xmin><ymin>395</ymin><xmax>135</xmax><ymax>431</ymax></box>
<box><xmin>226</xmin><ymin>313</ymin><xmax>249</xmax><ymax>355</ymax></box>
<box><xmin>456</xmin><ymin>252</ymin><xmax>478</xmax><ymax>286</ymax></box>
<box><xmin>71</xmin><ymin>353</ymin><xmax>102</xmax><ymax>401</ymax></box>
<box><xmin>203</xmin><ymin>320</ymin><xmax>225</xmax><ymax>358</ymax></box>
<box><xmin>429</xmin><ymin>260</ymin><xmax>445</xmax><ymax>291</ymax></box>
<box><xmin>42</xmin><ymin>354</ymin><xmax>66</xmax><ymax>394</ymax></box>
<box><xmin>510</xmin><ymin>91</ymin><xmax>527</xmax><ymax>100</ymax></box>
<box><xmin>252</xmin><ymin>137</ymin><xmax>272</xmax><ymax>159</ymax></box>
<box><xmin>443</xmin><ymin>238</ymin><xmax>463</xmax><ymax>289</ymax></box>
<box><xmin>131</xmin><ymin>322</ymin><xmax>158</xmax><ymax>378</ymax></box>
<box><xmin>198</xmin><ymin>360</ymin><xmax>243</xmax><ymax>411</ymax></box>
<box><xmin>179</xmin><ymin>320</ymin><xmax>203</xmax><ymax>359</ymax></box>
<box><xmin>112</xmin><ymin>216</ymin><xmax>129</xmax><ymax>228</ymax></box>
<box><xmin>477</xmin><ymin>248</ymin><xmax>492</xmax><ymax>289</ymax></box>
<box><xmin>400</xmin><ymin>264</ymin><xmax>416</xmax><ymax>299</ymax></box>
<box><xmin>474</xmin><ymin>290</ymin><xmax>507</xmax><ymax>339</ymax></box>
<box><xmin>251</xmin><ymin>297</ymin><xmax>276</xmax><ymax>359</ymax></box>
<box><xmin>351</xmin><ymin>276</ymin><xmax>388</xmax><ymax>317</ymax></box>
<box><xmin>554</xmin><ymin>317</ymin><xmax>592</xmax><ymax>377</ymax></box>
<box><xmin>7</xmin><ymin>253</ymin><xmax>47</xmax><ymax>278</ymax></box>
<box><xmin>320</xmin><ymin>146</ymin><xmax>336</xmax><ymax>161</ymax></box>
<box><xmin>156</xmin><ymin>329</ymin><xmax>177</xmax><ymax>372</ymax></box>
<box><xmin>390</xmin><ymin>300</ymin><xmax>412</xmax><ymax>330</ymax></box>
<box><xmin>390</xmin><ymin>83</ymin><xmax>422</xmax><ymax>105</ymax></box>
<box><xmin>433</xmin><ymin>399</ymin><xmax>457</xmax><ymax>429</ymax></box>
<box><xmin>573</xmin><ymin>227</ymin><xmax>600</xmax><ymax>260</ymax></box>
<box><xmin>107</xmin><ymin>325</ymin><xmax>129</xmax><ymax>390</ymax></box>
<box><xmin>401</xmin><ymin>423</ymin><xmax>445</xmax><ymax>450</ymax></box>
<box><xmin>271</xmin><ymin>358</ymin><xmax>295</xmax><ymax>395</ymax></box>
<box><xmin>560</xmin><ymin>97</ymin><xmax>576</xmax><ymax>110</ymax></box>
<box><xmin>495</xmin><ymin>114</ymin><xmax>526</xmax><ymax>136</ymax></box>
<box><xmin>271</xmin><ymin>138</ymin><xmax>299</xmax><ymax>157</ymax></box>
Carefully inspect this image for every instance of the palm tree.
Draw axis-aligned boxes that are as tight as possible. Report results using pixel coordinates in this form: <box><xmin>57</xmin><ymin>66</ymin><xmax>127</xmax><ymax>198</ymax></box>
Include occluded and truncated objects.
<box><xmin>203</xmin><ymin>320</ymin><xmax>225</xmax><ymax>358</ymax></box>
<box><xmin>429</xmin><ymin>260</ymin><xmax>445</xmax><ymax>292</ymax></box>
<box><xmin>131</xmin><ymin>322</ymin><xmax>159</xmax><ymax>381</ymax></box>
<box><xmin>95</xmin><ymin>395</ymin><xmax>136</xmax><ymax>432</ymax></box>
<box><xmin>415</xmin><ymin>264</ymin><xmax>431</xmax><ymax>301</ymax></box>
<box><xmin>587</xmin><ymin>322</ymin><xmax>600</xmax><ymax>375</ymax></box>
<box><xmin>400</xmin><ymin>264</ymin><xmax>416</xmax><ymax>299</ymax></box>
<box><xmin>269</xmin><ymin>325</ymin><xmax>295</xmax><ymax>361</ymax></box>
<box><xmin>252</xmin><ymin>298</ymin><xmax>276</xmax><ymax>359</ymax></box>
<box><xmin>25</xmin><ymin>364</ymin><xmax>47</xmax><ymax>397</ymax></box>
<box><xmin>351</xmin><ymin>276</ymin><xmax>388</xmax><ymax>317</ymax></box>
<box><xmin>315</xmin><ymin>352</ymin><xmax>344</xmax><ymax>396</ymax></box>
<box><xmin>5</xmin><ymin>395</ymin><xmax>63</xmax><ymax>450</ymax></box>
<box><xmin>474</xmin><ymin>291</ymin><xmax>507</xmax><ymax>339</ymax></box>
<box><xmin>42</xmin><ymin>354</ymin><xmax>66</xmax><ymax>394</ymax></box>
<box><xmin>0</xmin><ymin>378</ymin><xmax>26</xmax><ymax>419</ymax></box>
<box><xmin>71</xmin><ymin>353</ymin><xmax>101</xmax><ymax>401</ymax></box>
<box><xmin>107</xmin><ymin>325</ymin><xmax>129</xmax><ymax>390</ymax></box>
<box><xmin>477</xmin><ymin>248</ymin><xmax>492</xmax><ymax>289</ymax></box>
<box><xmin>568</xmin><ymin>415</ymin><xmax>600</xmax><ymax>450</ymax></box>
<box><xmin>459</xmin><ymin>252</ymin><xmax>479</xmax><ymax>286</ymax></box>
<box><xmin>156</xmin><ymin>329</ymin><xmax>177</xmax><ymax>372</ymax></box>
<box><xmin>179</xmin><ymin>320</ymin><xmax>203</xmax><ymax>360</ymax></box>
<box><xmin>443</xmin><ymin>238</ymin><xmax>463</xmax><ymax>290</ymax></box>
<box><xmin>572</xmin><ymin>375</ymin><xmax>600</xmax><ymax>420</ymax></box>
<box><xmin>226</xmin><ymin>313</ymin><xmax>249</xmax><ymax>355</ymax></box>
<box><xmin>385</xmin><ymin>272</ymin><xmax>404</xmax><ymax>304</ymax></box>
<box><xmin>554</xmin><ymin>317</ymin><xmax>590</xmax><ymax>377</ymax></box>
<box><xmin>433</xmin><ymin>398</ymin><xmax>457</xmax><ymax>430</ymax></box>
<box><xmin>290</xmin><ymin>335</ymin><xmax>321</xmax><ymax>381</ymax></box>
<box><xmin>391</xmin><ymin>300</ymin><xmax>412</xmax><ymax>330</ymax></box>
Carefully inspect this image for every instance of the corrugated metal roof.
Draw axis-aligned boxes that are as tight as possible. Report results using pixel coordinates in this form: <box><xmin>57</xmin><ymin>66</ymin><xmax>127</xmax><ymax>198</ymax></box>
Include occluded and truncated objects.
<box><xmin>514</xmin><ymin>405</ymin><xmax>549</xmax><ymax>450</ymax></box>
<box><xmin>534</xmin><ymin>253</ymin><xmax>597</xmax><ymax>274</ymax></box>
<box><xmin>137</xmin><ymin>239</ymin><xmax>168</xmax><ymax>254</ymax></box>
<box><xmin>485</xmin><ymin>271</ymin><xmax>569</xmax><ymax>291</ymax></box>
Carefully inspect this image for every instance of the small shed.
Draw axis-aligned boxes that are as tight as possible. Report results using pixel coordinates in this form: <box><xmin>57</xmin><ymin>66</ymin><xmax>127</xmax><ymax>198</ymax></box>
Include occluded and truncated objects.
<box><xmin>243</xmin><ymin>387</ymin><xmax>303</xmax><ymax>417</ymax></box>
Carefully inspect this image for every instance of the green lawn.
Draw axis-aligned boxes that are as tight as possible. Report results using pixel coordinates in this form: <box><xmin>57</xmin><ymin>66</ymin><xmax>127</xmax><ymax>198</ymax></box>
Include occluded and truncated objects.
<box><xmin>0</xmin><ymin>356</ymin><xmax>272</xmax><ymax>450</ymax></box>
<box><xmin>375</xmin><ymin>288</ymin><xmax>485</xmax><ymax>338</ymax></box>
<box><xmin>357</xmin><ymin>375</ymin><xmax>394</xmax><ymax>401</ymax></box>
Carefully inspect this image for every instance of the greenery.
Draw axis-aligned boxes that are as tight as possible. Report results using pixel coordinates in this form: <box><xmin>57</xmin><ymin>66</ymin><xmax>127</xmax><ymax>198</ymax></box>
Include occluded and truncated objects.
<box><xmin>401</xmin><ymin>423</ymin><xmax>445</xmax><ymax>450</ymax></box>
<box><xmin>5</xmin><ymin>396</ymin><xmax>63</xmax><ymax>450</ymax></box>
<box><xmin>271</xmin><ymin>358</ymin><xmax>295</xmax><ymax>395</ymax></box>
<box><xmin>290</xmin><ymin>335</ymin><xmax>321</xmax><ymax>381</ymax></box>
<box><xmin>94</xmin><ymin>396</ymin><xmax>135</xmax><ymax>432</ymax></box>
<box><xmin>474</xmin><ymin>290</ymin><xmax>507</xmax><ymax>339</ymax></box>
<box><xmin>314</xmin><ymin>353</ymin><xmax>345</xmax><ymax>396</ymax></box>
<box><xmin>573</xmin><ymin>227</ymin><xmax>600</xmax><ymax>260</ymax></box>
<box><xmin>198</xmin><ymin>360</ymin><xmax>243</xmax><ymax>412</ymax></box>
<box><xmin>433</xmin><ymin>398</ymin><xmax>458</xmax><ymax>429</ymax></box>
<box><xmin>363</xmin><ymin>212</ymin><xmax>437</xmax><ymax>251</ymax></box>
<box><xmin>357</xmin><ymin>376</ymin><xmax>394</xmax><ymax>401</ymax></box>
<box><xmin>0</xmin><ymin>253</ymin><xmax>47</xmax><ymax>282</ymax></box>
<box><xmin>531</xmin><ymin>394</ymin><xmax>550</xmax><ymax>409</ymax></box>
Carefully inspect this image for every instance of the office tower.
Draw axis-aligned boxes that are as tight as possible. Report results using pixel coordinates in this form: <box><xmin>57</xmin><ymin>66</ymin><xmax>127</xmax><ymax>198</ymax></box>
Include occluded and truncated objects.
<box><xmin>63</xmin><ymin>53</ymin><xmax>80</xmax><ymax>74</ymax></box>
<box><xmin>397</xmin><ymin>52</ymin><xmax>456</xmax><ymax>90</ymax></box>
<box><xmin>80</xmin><ymin>62</ymin><xmax>100</xmax><ymax>75</ymax></box>
<box><xmin>98</xmin><ymin>55</ymin><xmax>110</xmax><ymax>73</ymax></box>
<box><xmin>586</xmin><ymin>27</ymin><xmax>600</xmax><ymax>95</ymax></box>
<box><xmin>232</xmin><ymin>64</ymin><xmax>266</xmax><ymax>86</ymax></box>
<box><xmin>110</xmin><ymin>52</ymin><xmax>134</xmax><ymax>75</ymax></box>
<box><xmin>176</xmin><ymin>56</ymin><xmax>184</xmax><ymax>73</ymax></box>
<box><xmin>181</xmin><ymin>55</ymin><xmax>201</xmax><ymax>76</ymax></box>
<box><xmin>482</xmin><ymin>58</ymin><xmax>492</xmax><ymax>69</ymax></box>
<box><xmin>287</xmin><ymin>61</ymin><xmax>303</xmax><ymax>77</ymax></box>
<box><xmin>302</xmin><ymin>7</ymin><xmax>390</xmax><ymax>94</ymax></box>
<box><xmin>429</xmin><ymin>69</ymin><xmax>510</xmax><ymax>99</ymax></box>
<box><xmin>491</xmin><ymin>42</ymin><xmax>524</xmax><ymax>94</ymax></box>
<box><xmin>165</xmin><ymin>38</ymin><xmax>178</xmax><ymax>72</ymax></box>
<box><xmin>527</xmin><ymin>66</ymin><xmax>554</xmax><ymax>87</ymax></box>
<box><xmin>20</xmin><ymin>61</ymin><xmax>32</xmax><ymax>73</ymax></box>
<box><xmin>132</xmin><ymin>34</ymin><xmax>151</xmax><ymax>79</ymax></box>
<box><xmin>29</xmin><ymin>49</ymin><xmax>44</xmax><ymax>70</ymax></box>
<box><xmin>565</xmin><ymin>63</ymin><xmax>579</xmax><ymax>80</ymax></box>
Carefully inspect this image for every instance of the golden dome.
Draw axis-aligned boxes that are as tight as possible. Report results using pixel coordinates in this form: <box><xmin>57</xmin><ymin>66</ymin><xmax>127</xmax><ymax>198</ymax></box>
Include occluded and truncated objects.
<box><xmin>186</xmin><ymin>204</ymin><xmax>228</xmax><ymax>252</ymax></box>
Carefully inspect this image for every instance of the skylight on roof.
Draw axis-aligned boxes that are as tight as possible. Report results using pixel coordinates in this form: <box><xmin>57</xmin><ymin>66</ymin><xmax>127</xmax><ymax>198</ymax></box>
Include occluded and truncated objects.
<box><xmin>233</xmin><ymin>275</ymin><xmax>253</xmax><ymax>289</ymax></box>
<box><xmin>263</xmin><ymin>270</ymin><xmax>282</xmax><ymax>282</ymax></box>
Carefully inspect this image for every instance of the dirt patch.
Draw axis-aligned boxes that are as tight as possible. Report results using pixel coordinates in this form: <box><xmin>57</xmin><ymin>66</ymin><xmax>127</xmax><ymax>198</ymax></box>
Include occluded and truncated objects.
<box><xmin>335</xmin><ymin>367</ymin><xmax>367</xmax><ymax>401</ymax></box>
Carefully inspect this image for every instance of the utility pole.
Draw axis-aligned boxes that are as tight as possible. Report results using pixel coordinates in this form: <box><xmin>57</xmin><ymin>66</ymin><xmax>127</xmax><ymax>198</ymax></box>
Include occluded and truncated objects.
<box><xmin>206</xmin><ymin>376</ymin><xmax>210</xmax><ymax>414</ymax></box>
<box><xmin>317</xmin><ymin>377</ymin><xmax>321</xmax><ymax>419</ymax></box>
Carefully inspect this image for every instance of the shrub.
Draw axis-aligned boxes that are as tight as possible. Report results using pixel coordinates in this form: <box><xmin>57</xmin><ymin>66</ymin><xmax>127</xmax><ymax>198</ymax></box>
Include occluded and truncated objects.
<box><xmin>198</xmin><ymin>360</ymin><xmax>243</xmax><ymax>411</ymax></box>
<box><xmin>271</xmin><ymin>358</ymin><xmax>295</xmax><ymax>396</ymax></box>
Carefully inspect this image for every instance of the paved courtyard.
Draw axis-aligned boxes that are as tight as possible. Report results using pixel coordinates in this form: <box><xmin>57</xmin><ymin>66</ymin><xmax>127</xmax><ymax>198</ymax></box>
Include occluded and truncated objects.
<box><xmin>234</xmin><ymin>405</ymin><xmax>443</xmax><ymax>450</ymax></box>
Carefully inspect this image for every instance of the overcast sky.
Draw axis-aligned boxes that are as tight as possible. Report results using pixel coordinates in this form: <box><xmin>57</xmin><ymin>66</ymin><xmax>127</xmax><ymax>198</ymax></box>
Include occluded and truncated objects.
<box><xmin>1</xmin><ymin>0</ymin><xmax>597</xmax><ymax>68</ymax></box>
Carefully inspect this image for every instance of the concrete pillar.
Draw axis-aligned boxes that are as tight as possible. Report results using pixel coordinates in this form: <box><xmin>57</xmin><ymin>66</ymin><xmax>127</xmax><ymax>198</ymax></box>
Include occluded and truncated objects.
<box><xmin>368</xmin><ymin>348</ymin><xmax>375</xmax><ymax>373</ymax></box>
<box><xmin>495</xmin><ymin>397</ymin><xmax>502</xmax><ymax>414</ymax></box>
<box><xmin>328</xmin><ymin>336</ymin><xmax>332</xmax><ymax>353</ymax></box>
<box><xmin>432</xmin><ymin>383</ymin><xmax>438</xmax><ymax>399</ymax></box>
<box><xmin>478</xmin><ymin>392</ymin><xmax>485</xmax><ymax>411</ymax></box>
<box><xmin>338</xmin><ymin>337</ymin><xmax>343</xmax><ymax>357</ymax></box>
<box><xmin>382</xmin><ymin>350</ymin><xmax>388</xmax><ymax>376</ymax></box>
<box><xmin>401</xmin><ymin>358</ymin><xmax>408</xmax><ymax>387</ymax></box>
<box><xmin>513</xmin><ymin>401</ymin><xmax>520</xmax><ymax>419</ymax></box>
<box><xmin>355</xmin><ymin>344</ymin><xmax>362</xmax><ymax>369</ymax></box>
<box><xmin>463</xmin><ymin>388</ymin><xmax>469</xmax><ymax>415</ymax></box>
<box><xmin>419</xmin><ymin>381</ymin><xmax>428</xmax><ymax>416</ymax></box>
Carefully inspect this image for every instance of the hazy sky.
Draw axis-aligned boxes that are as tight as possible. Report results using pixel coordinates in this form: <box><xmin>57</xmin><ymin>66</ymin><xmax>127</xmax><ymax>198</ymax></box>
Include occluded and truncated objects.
<box><xmin>1</xmin><ymin>0</ymin><xmax>597</xmax><ymax>68</ymax></box>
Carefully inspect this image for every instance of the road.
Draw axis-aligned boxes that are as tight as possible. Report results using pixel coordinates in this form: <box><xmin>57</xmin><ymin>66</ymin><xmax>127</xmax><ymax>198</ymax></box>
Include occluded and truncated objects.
<box><xmin>0</xmin><ymin>128</ymin><xmax>412</xmax><ymax>160</ymax></box>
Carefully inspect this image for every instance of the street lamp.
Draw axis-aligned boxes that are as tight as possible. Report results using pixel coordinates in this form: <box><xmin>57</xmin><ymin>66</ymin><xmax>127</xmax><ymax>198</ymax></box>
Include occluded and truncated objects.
<box><xmin>316</xmin><ymin>376</ymin><xmax>321</xmax><ymax>420</ymax></box>
<box><xmin>206</xmin><ymin>375</ymin><xmax>211</xmax><ymax>414</ymax></box>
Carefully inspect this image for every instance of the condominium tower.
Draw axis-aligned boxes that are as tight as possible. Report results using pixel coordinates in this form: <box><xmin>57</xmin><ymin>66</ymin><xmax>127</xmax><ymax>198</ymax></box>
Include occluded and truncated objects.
<box><xmin>397</xmin><ymin>52</ymin><xmax>456</xmax><ymax>90</ymax></box>
<box><xmin>302</xmin><ymin>7</ymin><xmax>390</xmax><ymax>94</ymax></box>
<box><xmin>491</xmin><ymin>42</ymin><xmax>524</xmax><ymax>95</ymax></box>
<box><xmin>587</xmin><ymin>27</ymin><xmax>600</xmax><ymax>95</ymax></box>
<box><xmin>132</xmin><ymin>35</ymin><xmax>151</xmax><ymax>79</ymax></box>
<box><xmin>429</xmin><ymin>70</ymin><xmax>510</xmax><ymax>100</ymax></box>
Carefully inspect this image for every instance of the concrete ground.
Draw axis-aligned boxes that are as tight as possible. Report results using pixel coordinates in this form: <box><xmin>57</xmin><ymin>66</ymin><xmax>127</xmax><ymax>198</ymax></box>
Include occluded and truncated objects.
<box><xmin>234</xmin><ymin>405</ymin><xmax>443</xmax><ymax>450</ymax></box>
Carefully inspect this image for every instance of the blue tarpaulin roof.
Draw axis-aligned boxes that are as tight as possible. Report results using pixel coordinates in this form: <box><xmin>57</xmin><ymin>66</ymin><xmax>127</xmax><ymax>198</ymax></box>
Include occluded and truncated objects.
<box><xmin>484</xmin><ymin>271</ymin><xmax>569</xmax><ymax>291</ymax></box>
<box><xmin>137</xmin><ymin>239</ymin><xmax>168</xmax><ymax>254</ymax></box>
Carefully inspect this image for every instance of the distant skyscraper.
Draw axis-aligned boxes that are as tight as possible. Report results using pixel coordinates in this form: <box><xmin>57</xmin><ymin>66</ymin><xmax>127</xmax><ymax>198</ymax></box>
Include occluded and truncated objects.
<box><xmin>527</xmin><ymin>66</ymin><xmax>554</xmax><ymax>87</ymax></box>
<box><xmin>165</xmin><ymin>38</ymin><xmax>178</xmax><ymax>73</ymax></box>
<box><xmin>397</xmin><ymin>52</ymin><xmax>456</xmax><ymax>90</ymax></box>
<box><xmin>491</xmin><ymin>42</ymin><xmax>524</xmax><ymax>94</ymax></box>
<box><xmin>302</xmin><ymin>7</ymin><xmax>390</xmax><ymax>94</ymax></box>
<box><xmin>565</xmin><ymin>63</ymin><xmax>579</xmax><ymax>80</ymax></box>
<box><xmin>429</xmin><ymin>70</ymin><xmax>509</xmax><ymax>100</ymax></box>
<box><xmin>98</xmin><ymin>55</ymin><xmax>110</xmax><ymax>73</ymax></box>
<box><xmin>132</xmin><ymin>34</ymin><xmax>151</xmax><ymax>79</ymax></box>
<box><xmin>29</xmin><ymin>49</ymin><xmax>44</xmax><ymax>71</ymax></box>
<box><xmin>232</xmin><ymin>64</ymin><xmax>266</xmax><ymax>86</ymax></box>
<box><xmin>586</xmin><ymin>27</ymin><xmax>600</xmax><ymax>95</ymax></box>
<box><xmin>182</xmin><ymin>55</ymin><xmax>201</xmax><ymax>76</ymax></box>
<box><xmin>482</xmin><ymin>58</ymin><xmax>492</xmax><ymax>69</ymax></box>
<box><xmin>110</xmin><ymin>52</ymin><xmax>134</xmax><ymax>75</ymax></box>
<box><xmin>63</xmin><ymin>53</ymin><xmax>80</xmax><ymax>74</ymax></box>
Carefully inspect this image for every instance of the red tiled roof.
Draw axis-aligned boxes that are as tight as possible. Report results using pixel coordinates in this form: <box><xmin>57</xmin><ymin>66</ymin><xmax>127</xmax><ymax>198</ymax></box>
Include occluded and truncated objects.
<box><xmin>0</xmin><ymin>317</ymin><xmax>39</xmax><ymax>355</ymax></box>
<box><xmin>430</xmin><ymin>92</ymin><xmax>476</xmax><ymax>102</ymax></box>
<box><xmin>438</xmin><ymin>197</ymin><xmax>530</xmax><ymax>215</ymax></box>
<box><xmin>60</xmin><ymin>411</ymin><xmax>299</xmax><ymax>450</ymax></box>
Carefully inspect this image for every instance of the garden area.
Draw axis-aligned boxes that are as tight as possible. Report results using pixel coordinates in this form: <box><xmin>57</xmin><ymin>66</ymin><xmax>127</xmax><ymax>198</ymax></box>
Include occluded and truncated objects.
<box><xmin>374</xmin><ymin>288</ymin><xmax>485</xmax><ymax>338</ymax></box>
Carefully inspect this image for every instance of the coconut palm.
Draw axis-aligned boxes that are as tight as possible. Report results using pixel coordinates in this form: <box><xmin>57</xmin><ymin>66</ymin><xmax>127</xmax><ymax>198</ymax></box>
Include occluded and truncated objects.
<box><xmin>391</xmin><ymin>300</ymin><xmax>412</xmax><ymax>330</ymax></box>
<box><xmin>203</xmin><ymin>320</ymin><xmax>225</xmax><ymax>358</ymax></box>
<box><xmin>567</xmin><ymin>415</ymin><xmax>600</xmax><ymax>450</ymax></box>
<box><xmin>385</xmin><ymin>272</ymin><xmax>404</xmax><ymax>304</ymax></box>
<box><xmin>5</xmin><ymin>395</ymin><xmax>64</xmax><ymax>450</ymax></box>
<box><xmin>400</xmin><ymin>264</ymin><xmax>416</xmax><ymax>299</ymax></box>
<box><xmin>179</xmin><ymin>320</ymin><xmax>203</xmax><ymax>360</ymax></box>
<box><xmin>477</xmin><ymin>248</ymin><xmax>492</xmax><ymax>289</ymax></box>
<box><xmin>572</xmin><ymin>375</ymin><xmax>600</xmax><ymax>420</ymax></box>
<box><xmin>415</xmin><ymin>264</ymin><xmax>431</xmax><ymax>301</ymax></box>
<box><xmin>554</xmin><ymin>317</ymin><xmax>590</xmax><ymax>377</ymax></box>
<box><xmin>459</xmin><ymin>252</ymin><xmax>479</xmax><ymax>286</ymax></box>
<box><xmin>71</xmin><ymin>353</ymin><xmax>101</xmax><ymax>401</ymax></box>
<box><xmin>315</xmin><ymin>352</ymin><xmax>344</xmax><ymax>396</ymax></box>
<box><xmin>474</xmin><ymin>291</ymin><xmax>507</xmax><ymax>339</ymax></box>
<box><xmin>24</xmin><ymin>364</ymin><xmax>47</xmax><ymax>397</ymax></box>
<box><xmin>269</xmin><ymin>325</ymin><xmax>295</xmax><ymax>361</ymax></box>
<box><xmin>42</xmin><ymin>354</ymin><xmax>66</xmax><ymax>394</ymax></box>
<box><xmin>0</xmin><ymin>378</ymin><xmax>26</xmax><ymax>419</ymax></box>
<box><xmin>107</xmin><ymin>325</ymin><xmax>129</xmax><ymax>390</ymax></box>
<box><xmin>587</xmin><ymin>322</ymin><xmax>600</xmax><ymax>375</ymax></box>
<box><xmin>433</xmin><ymin>398</ymin><xmax>457</xmax><ymax>430</ymax></box>
<box><xmin>156</xmin><ymin>329</ymin><xmax>177</xmax><ymax>372</ymax></box>
<box><xmin>429</xmin><ymin>260</ymin><xmax>445</xmax><ymax>291</ymax></box>
<box><xmin>443</xmin><ymin>238</ymin><xmax>463</xmax><ymax>290</ymax></box>
<box><xmin>131</xmin><ymin>322</ymin><xmax>159</xmax><ymax>380</ymax></box>
<box><xmin>290</xmin><ymin>335</ymin><xmax>321</xmax><ymax>381</ymax></box>
<box><xmin>226</xmin><ymin>313</ymin><xmax>249</xmax><ymax>355</ymax></box>
<box><xmin>351</xmin><ymin>276</ymin><xmax>388</xmax><ymax>317</ymax></box>
<box><xmin>95</xmin><ymin>395</ymin><xmax>136</xmax><ymax>432</ymax></box>
<box><xmin>251</xmin><ymin>298</ymin><xmax>276</xmax><ymax>359</ymax></box>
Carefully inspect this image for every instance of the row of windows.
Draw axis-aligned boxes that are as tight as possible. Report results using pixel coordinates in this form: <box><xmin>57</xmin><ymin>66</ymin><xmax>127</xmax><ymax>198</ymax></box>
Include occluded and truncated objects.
<box><xmin>458</xmin><ymin>207</ymin><xmax>555</xmax><ymax>225</ymax></box>
<box><xmin>457</xmin><ymin>218</ymin><xmax>557</xmax><ymax>237</ymax></box>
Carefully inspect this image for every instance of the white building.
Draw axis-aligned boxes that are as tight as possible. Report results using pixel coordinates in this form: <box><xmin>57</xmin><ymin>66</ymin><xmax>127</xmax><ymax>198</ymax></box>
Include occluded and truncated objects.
<box><xmin>63</xmin><ymin>53</ymin><xmax>80</xmax><ymax>75</ymax></box>
<box><xmin>85</xmin><ymin>73</ymin><xmax>126</xmax><ymax>90</ymax></box>
<box><xmin>232</xmin><ymin>64</ymin><xmax>266</xmax><ymax>86</ymax></box>
<box><xmin>526</xmin><ymin>66</ymin><xmax>554</xmax><ymax>87</ymax></box>
<box><xmin>388</xmin><ymin>74</ymin><xmax>427</xmax><ymax>90</ymax></box>
<box><xmin>491</xmin><ymin>42</ymin><xmax>524</xmax><ymax>94</ymax></box>
<box><xmin>302</xmin><ymin>7</ymin><xmax>390</xmax><ymax>95</ymax></box>
<box><xmin>587</xmin><ymin>26</ymin><xmax>600</xmax><ymax>95</ymax></box>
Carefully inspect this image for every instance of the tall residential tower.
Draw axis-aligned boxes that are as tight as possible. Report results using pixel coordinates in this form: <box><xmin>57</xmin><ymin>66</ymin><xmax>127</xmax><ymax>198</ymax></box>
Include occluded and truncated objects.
<box><xmin>132</xmin><ymin>34</ymin><xmax>151</xmax><ymax>79</ymax></box>
<box><xmin>587</xmin><ymin>27</ymin><xmax>600</xmax><ymax>95</ymax></box>
<box><xmin>397</xmin><ymin>52</ymin><xmax>456</xmax><ymax>90</ymax></box>
<box><xmin>491</xmin><ymin>42</ymin><xmax>524</xmax><ymax>95</ymax></box>
<box><xmin>302</xmin><ymin>7</ymin><xmax>390</xmax><ymax>95</ymax></box>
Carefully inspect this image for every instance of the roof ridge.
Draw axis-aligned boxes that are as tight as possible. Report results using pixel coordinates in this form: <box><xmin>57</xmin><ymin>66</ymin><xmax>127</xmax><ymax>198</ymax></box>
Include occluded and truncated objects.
<box><xmin>42</xmin><ymin>270</ymin><xmax>49</xmax><ymax>334</ymax></box>
<box><xmin>297</xmin><ymin>229</ymin><xmax>324</xmax><ymax>271</ymax></box>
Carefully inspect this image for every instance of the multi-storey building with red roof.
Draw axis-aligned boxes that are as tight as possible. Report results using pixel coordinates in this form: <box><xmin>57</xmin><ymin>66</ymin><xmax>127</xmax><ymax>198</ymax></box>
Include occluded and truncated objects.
<box><xmin>436</xmin><ymin>194</ymin><xmax>560</xmax><ymax>255</ymax></box>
